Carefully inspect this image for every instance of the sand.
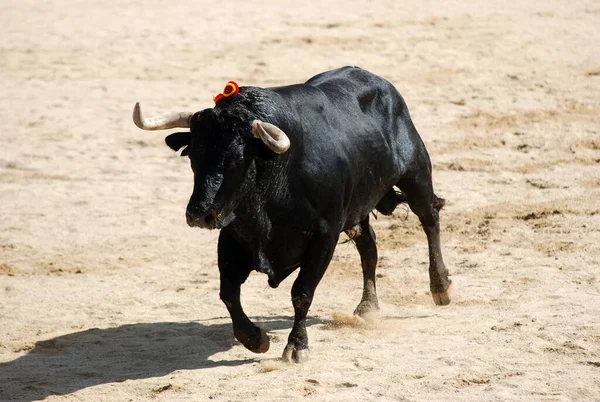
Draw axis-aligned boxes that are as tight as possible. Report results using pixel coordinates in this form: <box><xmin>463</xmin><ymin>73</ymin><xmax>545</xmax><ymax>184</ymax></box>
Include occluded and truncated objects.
<box><xmin>1</xmin><ymin>0</ymin><xmax>599</xmax><ymax>401</ymax></box>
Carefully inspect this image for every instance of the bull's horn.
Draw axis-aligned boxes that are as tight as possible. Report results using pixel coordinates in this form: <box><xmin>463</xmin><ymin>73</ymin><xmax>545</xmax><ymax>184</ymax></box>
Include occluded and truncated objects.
<box><xmin>252</xmin><ymin>120</ymin><xmax>290</xmax><ymax>154</ymax></box>
<box><xmin>133</xmin><ymin>102</ymin><xmax>193</xmax><ymax>130</ymax></box>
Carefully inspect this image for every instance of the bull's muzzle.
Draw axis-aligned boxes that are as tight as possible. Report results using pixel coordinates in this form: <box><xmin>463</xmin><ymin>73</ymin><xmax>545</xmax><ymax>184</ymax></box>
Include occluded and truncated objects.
<box><xmin>186</xmin><ymin>209</ymin><xmax>217</xmax><ymax>228</ymax></box>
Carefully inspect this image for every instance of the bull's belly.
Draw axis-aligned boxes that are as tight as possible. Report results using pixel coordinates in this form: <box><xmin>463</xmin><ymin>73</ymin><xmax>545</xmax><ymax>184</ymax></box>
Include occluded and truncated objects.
<box><xmin>341</xmin><ymin>172</ymin><xmax>401</xmax><ymax>231</ymax></box>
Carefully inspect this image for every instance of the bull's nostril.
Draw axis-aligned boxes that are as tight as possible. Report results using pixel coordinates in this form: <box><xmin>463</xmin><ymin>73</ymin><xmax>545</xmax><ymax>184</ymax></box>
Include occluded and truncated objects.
<box><xmin>204</xmin><ymin>211</ymin><xmax>217</xmax><ymax>226</ymax></box>
<box><xmin>185</xmin><ymin>206</ymin><xmax>216</xmax><ymax>228</ymax></box>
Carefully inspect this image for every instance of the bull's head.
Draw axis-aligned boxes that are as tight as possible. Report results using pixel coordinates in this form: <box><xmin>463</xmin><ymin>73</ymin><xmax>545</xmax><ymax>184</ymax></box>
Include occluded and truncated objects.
<box><xmin>133</xmin><ymin>101</ymin><xmax>290</xmax><ymax>229</ymax></box>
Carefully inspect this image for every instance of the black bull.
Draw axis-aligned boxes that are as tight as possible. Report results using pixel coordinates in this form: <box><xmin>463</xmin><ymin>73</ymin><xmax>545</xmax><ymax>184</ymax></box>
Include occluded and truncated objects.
<box><xmin>133</xmin><ymin>67</ymin><xmax>452</xmax><ymax>363</ymax></box>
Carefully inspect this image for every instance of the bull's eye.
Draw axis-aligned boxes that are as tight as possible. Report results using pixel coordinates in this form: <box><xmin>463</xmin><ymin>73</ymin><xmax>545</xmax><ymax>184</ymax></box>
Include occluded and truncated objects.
<box><xmin>229</xmin><ymin>157</ymin><xmax>244</xmax><ymax>169</ymax></box>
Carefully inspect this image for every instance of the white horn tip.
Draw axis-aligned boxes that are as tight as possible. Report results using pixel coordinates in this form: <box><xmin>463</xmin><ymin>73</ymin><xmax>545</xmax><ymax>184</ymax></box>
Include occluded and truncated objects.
<box><xmin>251</xmin><ymin>120</ymin><xmax>261</xmax><ymax>138</ymax></box>
<box><xmin>133</xmin><ymin>102</ymin><xmax>144</xmax><ymax>129</ymax></box>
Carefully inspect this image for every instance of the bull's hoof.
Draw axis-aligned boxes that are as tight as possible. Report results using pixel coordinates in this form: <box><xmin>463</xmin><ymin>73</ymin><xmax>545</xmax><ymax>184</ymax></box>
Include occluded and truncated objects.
<box><xmin>281</xmin><ymin>346</ymin><xmax>310</xmax><ymax>364</ymax></box>
<box><xmin>236</xmin><ymin>327</ymin><xmax>270</xmax><ymax>354</ymax></box>
<box><xmin>353</xmin><ymin>300</ymin><xmax>380</xmax><ymax>317</ymax></box>
<box><xmin>432</xmin><ymin>282</ymin><xmax>452</xmax><ymax>306</ymax></box>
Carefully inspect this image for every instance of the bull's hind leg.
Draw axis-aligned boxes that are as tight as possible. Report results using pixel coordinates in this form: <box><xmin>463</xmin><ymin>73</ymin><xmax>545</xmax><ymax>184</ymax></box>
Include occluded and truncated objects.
<box><xmin>346</xmin><ymin>217</ymin><xmax>380</xmax><ymax>316</ymax></box>
<box><xmin>397</xmin><ymin>172</ymin><xmax>452</xmax><ymax>305</ymax></box>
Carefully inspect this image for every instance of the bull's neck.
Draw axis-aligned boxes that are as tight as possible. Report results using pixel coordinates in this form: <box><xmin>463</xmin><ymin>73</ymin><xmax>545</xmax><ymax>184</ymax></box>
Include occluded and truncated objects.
<box><xmin>231</xmin><ymin>153</ymin><xmax>290</xmax><ymax>236</ymax></box>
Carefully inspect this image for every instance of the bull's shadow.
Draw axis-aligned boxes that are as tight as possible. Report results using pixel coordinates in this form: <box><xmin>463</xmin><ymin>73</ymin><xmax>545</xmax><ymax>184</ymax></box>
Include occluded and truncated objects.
<box><xmin>0</xmin><ymin>317</ymin><xmax>298</xmax><ymax>402</ymax></box>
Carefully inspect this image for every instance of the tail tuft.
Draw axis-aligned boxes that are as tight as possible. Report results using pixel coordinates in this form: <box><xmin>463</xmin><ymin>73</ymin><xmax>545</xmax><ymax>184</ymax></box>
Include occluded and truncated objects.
<box><xmin>434</xmin><ymin>195</ymin><xmax>446</xmax><ymax>211</ymax></box>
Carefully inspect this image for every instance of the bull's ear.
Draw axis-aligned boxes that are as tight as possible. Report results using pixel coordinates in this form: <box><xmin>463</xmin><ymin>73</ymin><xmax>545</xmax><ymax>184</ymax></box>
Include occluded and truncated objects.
<box><xmin>165</xmin><ymin>132</ymin><xmax>190</xmax><ymax>153</ymax></box>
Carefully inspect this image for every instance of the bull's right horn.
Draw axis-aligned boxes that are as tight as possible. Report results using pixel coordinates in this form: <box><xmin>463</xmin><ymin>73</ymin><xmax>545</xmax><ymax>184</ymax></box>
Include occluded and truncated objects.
<box><xmin>133</xmin><ymin>102</ymin><xmax>194</xmax><ymax>130</ymax></box>
<box><xmin>252</xmin><ymin>120</ymin><xmax>290</xmax><ymax>154</ymax></box>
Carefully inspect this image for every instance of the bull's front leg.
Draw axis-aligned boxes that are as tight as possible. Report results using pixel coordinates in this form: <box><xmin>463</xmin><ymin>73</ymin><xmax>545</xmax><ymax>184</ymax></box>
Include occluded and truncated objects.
<box><xmin>218</xmin><ymin>231</ymin><xmax>269</xmax><ymax>354</ymax></box>
<box><xmin>282</xmin><ymin>226</ymin><xmax>338</xmax><ymax>363</ymax></box>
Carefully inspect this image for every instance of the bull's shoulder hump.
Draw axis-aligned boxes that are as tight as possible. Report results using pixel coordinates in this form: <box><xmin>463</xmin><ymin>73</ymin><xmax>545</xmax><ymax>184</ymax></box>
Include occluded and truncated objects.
<box><xmin>264</xmin><ymin>67</ymin><xmax>398</xmax><ymax>105</ymax></box>
<box><xmin>305</xmin><ymin>66</ymin><xmax>390</xmax><ymax>89</ymax></box>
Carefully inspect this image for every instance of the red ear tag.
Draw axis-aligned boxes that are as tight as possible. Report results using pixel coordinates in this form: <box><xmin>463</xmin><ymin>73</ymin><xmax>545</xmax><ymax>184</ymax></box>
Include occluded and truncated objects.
<box><xmin>213</xmin><ymin>81</ymin><xmax>240</xmax><ymax>104</ymax></box>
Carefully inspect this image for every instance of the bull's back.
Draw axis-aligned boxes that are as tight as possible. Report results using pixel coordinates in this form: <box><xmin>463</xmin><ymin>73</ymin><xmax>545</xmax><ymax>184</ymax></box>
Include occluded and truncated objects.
<box><xmin>278</xmin><ymin>67</ymin><xmax>417</xmax><ymax>229</ymax></box>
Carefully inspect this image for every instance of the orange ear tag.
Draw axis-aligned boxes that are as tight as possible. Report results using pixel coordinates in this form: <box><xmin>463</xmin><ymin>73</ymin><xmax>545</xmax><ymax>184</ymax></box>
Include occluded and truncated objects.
<box><xmin>213</xmin><ymin>81</ymin><xmax>240</xmax><ymax>104</ymax></box>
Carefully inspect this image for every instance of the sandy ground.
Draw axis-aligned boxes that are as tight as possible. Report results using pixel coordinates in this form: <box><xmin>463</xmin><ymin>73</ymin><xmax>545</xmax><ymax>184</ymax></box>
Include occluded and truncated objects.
<box><xmin>1</xmin><ymin>0</ymin><xmax>599</xmax><ymax>401</ymax></box>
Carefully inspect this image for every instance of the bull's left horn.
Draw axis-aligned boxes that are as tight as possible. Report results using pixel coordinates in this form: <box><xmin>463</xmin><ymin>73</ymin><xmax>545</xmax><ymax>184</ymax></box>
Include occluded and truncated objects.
<box><xmin>252</xmin><ymin>120</ymin><xmax>290</xmax><ymax>154</ymax></box>
<box><xmin>133</xmin><ymin>102</ymin><xmax>194</xmax><ymax>130</ymax></box>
